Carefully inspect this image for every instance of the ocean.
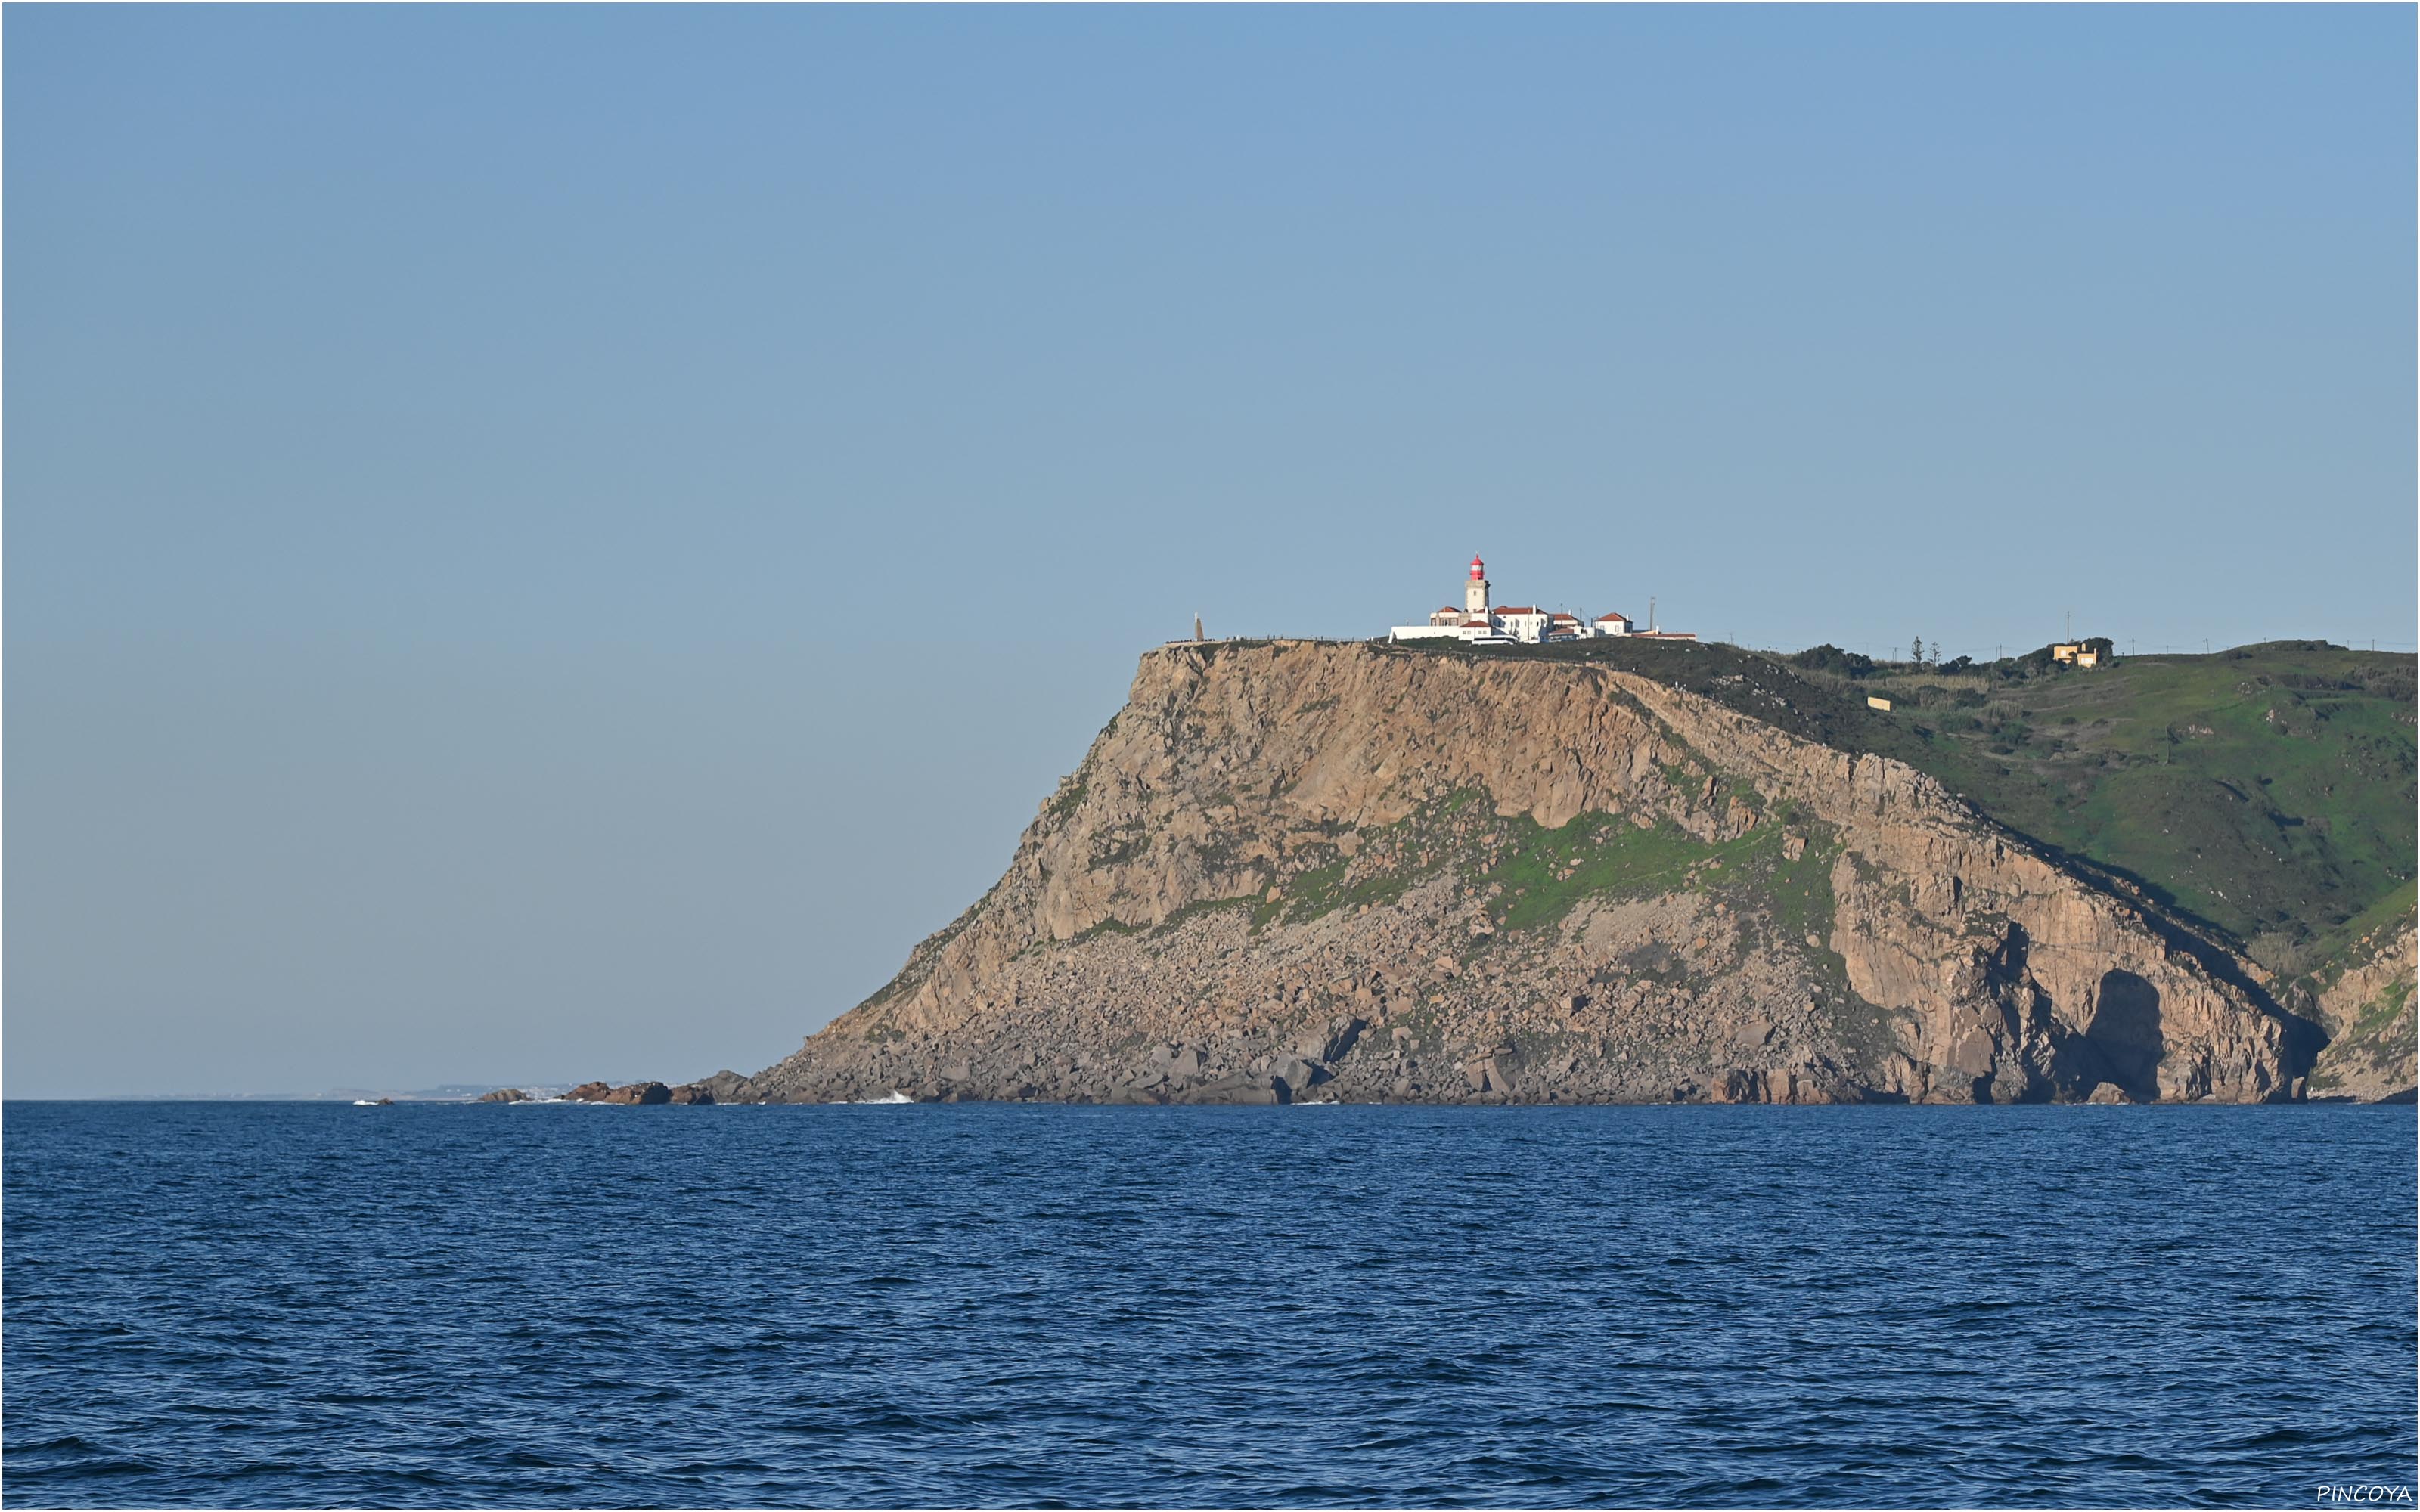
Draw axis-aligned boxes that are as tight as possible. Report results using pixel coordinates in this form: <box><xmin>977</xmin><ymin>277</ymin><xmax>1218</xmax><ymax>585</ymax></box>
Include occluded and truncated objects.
<box><xmin>5</xmin><ymin>1100</ymin><xmax>2413</xmax><ymax>1507</ymax></box>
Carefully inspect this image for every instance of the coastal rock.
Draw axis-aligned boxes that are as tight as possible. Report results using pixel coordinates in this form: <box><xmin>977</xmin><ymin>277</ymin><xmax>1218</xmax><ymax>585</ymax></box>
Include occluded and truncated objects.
<box><xmin>747</xmin><ymin>641</ymin><xmax>2325</xmax><ymax>1107</ymax></box>
<box><xmin>1270</xmin><ymin>1056</ymin><xmax>1326</xmax><ymax>1094</ymax></box>
<box><xmin>693</xmin><ymin>1070</ymin><xmax>764</xmax><ymax>1105</ymax></box>
<box><xmin>600</xmin><ymin>1082</ymin><xmax>672</xmax><ymax>1105</ymax></box>
<box><xmin>477</xmin><ymin>1088</ymin><xmax>530</xmax><ymax>1103</ymax></box>
<box><xmin>1180</xmin><ymin>1072</ymin><xmax>1288</xmax><ymax>1106</ymax></box>
<box><xmin>2304</xmin><ymin>919</ymin><xmax>2417</xmax><ymax>1101</ymax></box>
<box><xmin>566</xmin><ymin>1081</ymin><xmax>613</xmax><ymax>1103</ymax></box>
<box><xmin>1295</xmin><ymin>1016</ymin><xmax>1366</xmax><ymax>1064</ymax></box>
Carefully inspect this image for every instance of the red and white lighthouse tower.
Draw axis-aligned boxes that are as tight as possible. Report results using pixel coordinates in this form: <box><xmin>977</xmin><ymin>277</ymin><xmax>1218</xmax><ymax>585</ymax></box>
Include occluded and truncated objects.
<box><xmin>1465</xmin><ymin>554</ymin><xmax>1491</xmax><ymax>616</ymax></box>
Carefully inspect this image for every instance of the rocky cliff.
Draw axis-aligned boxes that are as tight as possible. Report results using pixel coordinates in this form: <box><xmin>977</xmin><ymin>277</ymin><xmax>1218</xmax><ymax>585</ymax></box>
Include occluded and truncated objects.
<box><xmin>2303</xmin><ymin>918</ymin><xmax>2417</xmax><ymax>1102</ymax></box>
<box><xmin>745</xmin><ymin>640</ymin><xmax>2350</xmax><ymax>1106</ymax></box>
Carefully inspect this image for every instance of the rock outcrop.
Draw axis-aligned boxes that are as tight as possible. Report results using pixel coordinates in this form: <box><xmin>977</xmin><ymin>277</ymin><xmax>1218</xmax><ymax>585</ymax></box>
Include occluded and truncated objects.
<box><xmin>746</xmin><ymin>641</ymin><xmax>2332</xmax><ymax>1106</ymax></box>
<box><xmin>477</xmin><ymin>1087</ymin><xmax>529</xmax><ymax>1103</ymax></box>
<box><xmin>687</xmin><ymin>1070</ymin><xmax>760</xmax><ymax>1104</ymax></box>
<box><xmin>565</xmin><ymin>1080</ymin><xmax>672</xmax><ymax>1105</ymax></box>
<box><xmin>2304</xmin><ymin>919</ymin><xmax>2417</xmax><ymax>1101</ymax></box>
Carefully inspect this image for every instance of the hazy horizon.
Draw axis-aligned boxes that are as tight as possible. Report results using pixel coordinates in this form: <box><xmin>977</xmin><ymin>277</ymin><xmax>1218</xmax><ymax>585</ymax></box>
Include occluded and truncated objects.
<box><xmin>8</xmin><ymin>6</ymin><xmax>2414</xmax><ymax>1097</ymax></box>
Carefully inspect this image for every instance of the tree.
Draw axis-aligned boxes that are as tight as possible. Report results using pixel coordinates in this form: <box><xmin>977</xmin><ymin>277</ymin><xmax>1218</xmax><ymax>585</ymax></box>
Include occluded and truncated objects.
<box><xmin>1911</xmin><ymin>634</ymin><xmax>1926</xmax><ymax>666</ymax></box>
<box><xmin>1790</xmin><ymin>643</ymin><xmax>1876</xmax><ymax>680</ymax></box>
<box><xmin>1928</xmin><ymin>640</ymin><xmax>1941</xmax><ymax>664</ymax></box>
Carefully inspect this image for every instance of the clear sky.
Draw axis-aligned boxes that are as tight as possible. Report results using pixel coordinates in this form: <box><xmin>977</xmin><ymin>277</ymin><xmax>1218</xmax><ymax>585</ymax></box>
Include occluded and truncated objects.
<box><xmin>8</xmin><ymin>5</ymin><xmax>2413</xmax><ymax>1096</ymax></box>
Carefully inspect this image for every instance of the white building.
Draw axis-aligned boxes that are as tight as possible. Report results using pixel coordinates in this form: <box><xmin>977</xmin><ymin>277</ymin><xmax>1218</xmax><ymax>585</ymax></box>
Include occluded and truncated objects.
<box><xmin>1389</xmin><ymin>556</ymin><xmax>1503</xmax><ymax>642</ymax></box>
<box><xmin>1387</xmin><ymin>556</ymin><xmax>1662</xmax><ymax>646</ymax></box>
<box><xmin>1491</xmin><ymin>606</ymin><xmax>1548</xmax><ymax>643</ymax></box>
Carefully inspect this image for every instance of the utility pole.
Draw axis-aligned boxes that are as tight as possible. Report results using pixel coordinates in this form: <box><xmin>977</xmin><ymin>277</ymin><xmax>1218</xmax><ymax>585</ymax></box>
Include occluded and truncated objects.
<box><xmin>1649</xmin><ymin>596</ymin><xmax>1657</xmax><ymax>633</ymax></box>
<box><xmin>2065</xmin><ymin>609</ymin><xmax>2072</xmax><ymax>642</ymax></box>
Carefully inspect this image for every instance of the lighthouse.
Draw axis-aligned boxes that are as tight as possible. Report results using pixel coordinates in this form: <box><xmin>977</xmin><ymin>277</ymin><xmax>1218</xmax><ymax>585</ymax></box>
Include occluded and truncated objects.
<box><xmin>1466</xmin><ymin>554</ymin><xmax>1491</xmax><ymax>615</ymax></box>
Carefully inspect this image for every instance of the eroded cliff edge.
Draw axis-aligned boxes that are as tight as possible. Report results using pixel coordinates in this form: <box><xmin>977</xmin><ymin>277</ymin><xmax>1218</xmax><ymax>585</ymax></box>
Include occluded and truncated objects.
<box><xmin>747</xmin><ymin>640</ymin><xmax>2353</xmax><ymax>1105</ymax></box>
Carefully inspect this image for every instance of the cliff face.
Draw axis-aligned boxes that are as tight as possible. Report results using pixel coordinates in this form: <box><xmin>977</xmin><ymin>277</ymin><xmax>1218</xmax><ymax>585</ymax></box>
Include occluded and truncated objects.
<box><xmin>2304</xmin><ymin>919</ymin><xmax>2418</xmax><ymax>1101</ymax></box>
<box><xmin>750</xmin><ymin>641</ymin><xmax>2328</xmax><ymax>1106</ymax></box>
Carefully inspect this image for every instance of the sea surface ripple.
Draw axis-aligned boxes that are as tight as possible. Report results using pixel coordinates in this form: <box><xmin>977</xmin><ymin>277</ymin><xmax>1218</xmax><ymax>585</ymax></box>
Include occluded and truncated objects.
<box><xmin>5</xmin><ymin>1101</ymin><xmax>2414</xmax><ymax>1507</ymax></box>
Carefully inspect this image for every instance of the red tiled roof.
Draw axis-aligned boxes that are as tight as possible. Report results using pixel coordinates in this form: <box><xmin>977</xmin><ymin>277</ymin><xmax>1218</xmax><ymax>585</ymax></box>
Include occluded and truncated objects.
<box><xmin>1595</xmin><ymin>612</ymin><xmax>1631</xmax><ymax>622</ymax></box>
<box><xmin>1495</xmin><ymin>606</ymin><xmax>1540</xmax><ymax>615</ymax></box>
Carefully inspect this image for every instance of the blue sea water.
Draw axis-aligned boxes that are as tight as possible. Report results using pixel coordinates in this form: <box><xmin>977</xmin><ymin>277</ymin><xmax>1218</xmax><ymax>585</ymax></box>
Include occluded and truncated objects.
<box><xmin>4</xmin><ymin>1101</ymin><xmax>2414</xmax><ymax>1508</ymax></box>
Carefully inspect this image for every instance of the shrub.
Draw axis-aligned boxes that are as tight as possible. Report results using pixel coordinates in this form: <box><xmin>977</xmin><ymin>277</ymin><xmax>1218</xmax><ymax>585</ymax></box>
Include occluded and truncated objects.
<box><xmin>1791</xmin><ymin>643</ymin><xmax>1876</xmax><ymax>680</ymax></box>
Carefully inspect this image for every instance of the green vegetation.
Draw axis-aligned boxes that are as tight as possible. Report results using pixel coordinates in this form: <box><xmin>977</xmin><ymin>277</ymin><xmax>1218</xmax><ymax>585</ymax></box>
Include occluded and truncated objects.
<box><xmin>1845</xmin><ymin>642</ymin><xmax>2415</xmax><ymax>957</ymax></box>
<box><xmin>1387</xmin><ymin>634</ymin><xmax>2414</xmax><ymax>974</ymax></box>
<box><xmin>1481</xmin><ymin>807</ymin><xmax>1840</xmax><ymax>955</ymax></box>
<box><xmin>1235</xmin><ymin>760</ymin><xmax>1849</xmax><ymax>981</ymax></box>
<box><xmin>1482</xmin><ymin>813</ymin><xmax>1711</xmax><ymax>931</ymax></box>
<box><xmin>1046</xmin><ymin>778</ymin><xmax>1087</xmax><ymax>820</ymax></box>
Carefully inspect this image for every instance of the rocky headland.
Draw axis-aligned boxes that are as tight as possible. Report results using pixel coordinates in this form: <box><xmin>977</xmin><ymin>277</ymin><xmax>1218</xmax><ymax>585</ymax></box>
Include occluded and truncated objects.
<box><xmin>663</xmin><ymin>639</ymin><xmax>2411</xmax><ymax>1107</ymax></box>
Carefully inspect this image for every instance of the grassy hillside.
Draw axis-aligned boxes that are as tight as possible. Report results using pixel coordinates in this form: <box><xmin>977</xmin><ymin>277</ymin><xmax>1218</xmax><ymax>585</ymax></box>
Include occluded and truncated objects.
<box><xmin>1388</xmin><ymin>637</ymin><xmax>2417</xmax><ymax>968</ymax></box>
<box><xmin>1854</xmin><ymin>643</ymin><xmax>2414</xmax><ymax>965</ymax></box>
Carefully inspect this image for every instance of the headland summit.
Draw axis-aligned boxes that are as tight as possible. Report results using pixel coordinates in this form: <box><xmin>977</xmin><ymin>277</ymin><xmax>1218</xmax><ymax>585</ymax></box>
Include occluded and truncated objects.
<box><xmin>544</xmin><ymin>562</ymin><xmax>2415</xmax><ymax>1109</ymax></box>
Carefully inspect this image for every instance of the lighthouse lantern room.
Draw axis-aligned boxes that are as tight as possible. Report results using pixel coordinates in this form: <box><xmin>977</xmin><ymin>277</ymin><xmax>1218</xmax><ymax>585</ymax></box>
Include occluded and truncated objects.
<box><xmin>1465</xmin><ymin>555</ymin><xmax>1490</xmax><ymax>615</ymax></box>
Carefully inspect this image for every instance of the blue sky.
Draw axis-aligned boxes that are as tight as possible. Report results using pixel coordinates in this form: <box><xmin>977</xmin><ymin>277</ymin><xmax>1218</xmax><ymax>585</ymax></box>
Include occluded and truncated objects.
<box><xmin>8</xmin><ymin>6</ymin><xmax>2412</xmax><ymax>1095</ymax></box>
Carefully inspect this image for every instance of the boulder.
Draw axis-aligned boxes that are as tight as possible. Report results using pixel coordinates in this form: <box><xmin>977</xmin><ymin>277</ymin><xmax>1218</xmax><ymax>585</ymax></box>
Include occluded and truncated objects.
<box><xmin>1180</xmin><ymin>1071</ymin><xmax>1289</xmax><ymax>1105</ymax></box>
<box><xmin>693</xmin><ymin>1070</ymin><xmax>763</xmax><ymax>1104</ymax></box>
<box><xmin>1294</xmin><ymin>1016</ymin><xmax>1366</xmax><ymax>1064</ymax></box>
<box><xmin>1270</xmin><ymin>1055</ymin><xmax>1326</xmax><ymax>1093</ymax></box>
<box><xmin>477</xmin><ymin>1088</ymin><xmax>530</xmax><ymax>1104</ymax></box>
<box><xmin>566</xmin><ymin>1081</ymin><xmax>613</xmax><ymax>1102</ymax></box>
<box><xmin>666</xmin><ymin>1083</ymin><xmax>715</xmax><ymax>1105</ymax></box>
<box><xmin>1708</xmin><ymin>1069</ymin><xmax>1766</xmax><ymax>1103</ymax></box>
<box><xmin>600</xmin><ymin>1081</ymin><xmax>672</xmax><ymax>1105</ymax></box>
<box><xmin>1465</xmin><ymin>1046</ymin><xmax>1522</xmax><ymax>1095</ymax></box>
